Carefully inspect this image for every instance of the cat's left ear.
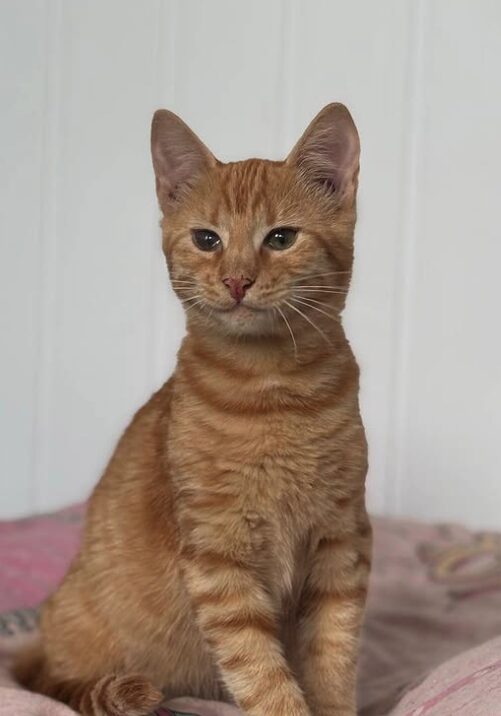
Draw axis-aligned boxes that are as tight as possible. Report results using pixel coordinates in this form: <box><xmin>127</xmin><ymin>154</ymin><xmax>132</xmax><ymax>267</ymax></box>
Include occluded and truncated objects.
<box><xmin>287</xmin><ymin>103</ymin><xmax>360</xmax><ymax>203</ymax></box>
<box><xmin>151</xmin><ymin>109</ymin><xmax>217</xmax><ymax>214</ymax></box>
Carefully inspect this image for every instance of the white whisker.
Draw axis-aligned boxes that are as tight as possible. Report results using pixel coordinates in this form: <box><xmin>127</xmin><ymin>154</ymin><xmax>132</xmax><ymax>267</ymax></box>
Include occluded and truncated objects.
<box><xmin>275</xmin><ymin>306</ymin><xmax>298</xmax><ymax>361</ymax></box>
<box><xmin>284</xmin><ymin>300</ymin><xmax>331</xmax><ymax>345</ymax></box>
<box><xmin>295</xmin><ymin>284</ymin><xmax>348</xmax><ymax>291</ymax></box>
<box><xmin>291</xmin><ymin>296</ymin><xmax>340</xmax><ymax>323</ymax></box>
<box><xmin>293</xmin><ymin>288</ymin><xmax>348</xmax><ymax>295</ymax></box>
<box><xmin>184</xmin><ymin>298</ymin><xmax>206</xmax><ymax>313</ymax></box>
<box><xmin>292</xmin><ymin>295</ymin><xmax>335</xmax><ymax>309</ymax></box>
<box><xmin>299</xmin><ymin>270</ymin><xmax>351</xmax><ymax>280</ymax></box>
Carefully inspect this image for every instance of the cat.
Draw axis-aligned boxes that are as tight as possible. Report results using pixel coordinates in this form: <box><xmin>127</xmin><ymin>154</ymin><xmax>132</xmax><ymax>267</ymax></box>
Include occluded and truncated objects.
<box><xmin>15</xmin><ymin>102</ymin><xmax>371</xmax><ymax>716</ymax></box>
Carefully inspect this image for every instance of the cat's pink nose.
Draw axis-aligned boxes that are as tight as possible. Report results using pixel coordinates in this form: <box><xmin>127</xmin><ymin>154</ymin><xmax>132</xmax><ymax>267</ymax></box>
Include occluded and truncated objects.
<box><xmin>222</xmin><ymin>275</ymin><xmax>254</xmax><ymax>303</ymax></box>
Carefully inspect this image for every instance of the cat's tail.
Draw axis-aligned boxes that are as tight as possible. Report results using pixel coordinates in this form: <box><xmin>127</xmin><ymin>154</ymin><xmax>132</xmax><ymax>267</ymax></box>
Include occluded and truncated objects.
<box><xmin>14</xmin><ymin>640</ymin><xmax>164</xmax><ymax>716</ymax></box>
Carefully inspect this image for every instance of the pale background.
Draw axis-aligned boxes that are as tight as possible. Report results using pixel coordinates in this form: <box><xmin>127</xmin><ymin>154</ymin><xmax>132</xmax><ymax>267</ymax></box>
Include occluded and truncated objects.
<box><xmin>1</xmin><ymin>0</ymin><xmax>500</xmax><ymax>527</ymax></box>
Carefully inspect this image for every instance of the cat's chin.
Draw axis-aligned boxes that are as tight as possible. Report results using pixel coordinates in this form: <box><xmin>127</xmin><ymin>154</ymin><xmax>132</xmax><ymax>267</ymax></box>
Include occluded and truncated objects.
<box><xmin>210</xmin><ymin>304</ymin><xmax>276</xmax><ymax>337</ymax></box>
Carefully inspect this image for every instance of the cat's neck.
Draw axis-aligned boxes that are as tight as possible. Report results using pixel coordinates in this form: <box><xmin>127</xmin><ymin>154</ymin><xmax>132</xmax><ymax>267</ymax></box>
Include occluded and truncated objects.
<box><xmin>182</xmin><ymin>320</ymin><xmax>349</xmax><ymax>377</ymax></box>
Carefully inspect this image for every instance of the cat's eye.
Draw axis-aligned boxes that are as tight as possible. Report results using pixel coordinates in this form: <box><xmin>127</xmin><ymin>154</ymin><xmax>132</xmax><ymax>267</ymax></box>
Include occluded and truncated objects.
<box><xmin>192</xmin><ymin>229</ymin><xmax>222</xmax><ymax>252</ymax></box>
<box><xmin>263</xmin><ymin>227</ymin><xmax>298</xmax><ymax>251</ymax></box>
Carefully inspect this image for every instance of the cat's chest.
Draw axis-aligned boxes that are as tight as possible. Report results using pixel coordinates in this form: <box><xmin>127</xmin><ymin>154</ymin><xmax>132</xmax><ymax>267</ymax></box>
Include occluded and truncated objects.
<box><xmin>170</xmin><ymin>395</ymin><xmax>340</xmax><ymax>521</ymax></box>
<box><xmin>211</xmin><ymin>429</ymin><xmax>324</xmax><ymax>600</ymax></box>
<box><xmin>169</xmin><ymin>390</ymin><xmax>345</xmax><ymax>593</ymax></box>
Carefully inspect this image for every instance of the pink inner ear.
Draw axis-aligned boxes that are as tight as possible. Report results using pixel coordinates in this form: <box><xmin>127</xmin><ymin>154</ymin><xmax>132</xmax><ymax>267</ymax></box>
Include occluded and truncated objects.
<box><xmin>151</xmin><ymin>110</ymin><xmax>216</xmax><ymax>212</ymax></box>
<box><xmin>299</xmin><ymin>129</ymin><xmax>359</xmax><ymax>196</ymax></box>
<box><xmin>287</xmin><ymin>103</ymin><xmax>360</xmax><ymax>199</ymax></box>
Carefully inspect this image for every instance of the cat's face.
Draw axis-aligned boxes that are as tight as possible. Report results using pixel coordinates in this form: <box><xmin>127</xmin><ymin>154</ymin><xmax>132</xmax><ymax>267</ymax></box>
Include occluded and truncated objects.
<box><xmin>151</xmin><ymin>104</ymin><xmax>359</xmax><ymax>341</ymax></box>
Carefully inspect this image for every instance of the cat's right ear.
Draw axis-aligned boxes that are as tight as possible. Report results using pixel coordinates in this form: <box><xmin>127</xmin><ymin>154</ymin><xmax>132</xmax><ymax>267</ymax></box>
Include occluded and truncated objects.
<box><xmin>286</xmin><ymin>103</ymin><xmax>360</xmax><ymax>204</ymax></box>
<box><xmin>151</xmin><ymin>110</ymin><xmax>216</xmax><ymax>214</ymax></box>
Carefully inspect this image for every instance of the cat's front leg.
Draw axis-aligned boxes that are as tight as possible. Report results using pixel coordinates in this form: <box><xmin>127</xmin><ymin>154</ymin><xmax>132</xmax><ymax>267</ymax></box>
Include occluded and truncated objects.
<box><xmin>177</xmin><ymin>514</ymin><xmax>311</xmax><ymax>716</ymax></box>
<box><xmin>297</xmin><ymin>515</ymin><xmax>372</xmax><ymax>716</ymax></box>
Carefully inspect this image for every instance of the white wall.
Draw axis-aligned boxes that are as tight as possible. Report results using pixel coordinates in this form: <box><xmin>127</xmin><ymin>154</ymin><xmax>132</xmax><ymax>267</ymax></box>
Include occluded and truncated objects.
<box><xmin>1</xmin><ymin>0</ymin><xmax>500</xmax><ymax>528</ymax></box>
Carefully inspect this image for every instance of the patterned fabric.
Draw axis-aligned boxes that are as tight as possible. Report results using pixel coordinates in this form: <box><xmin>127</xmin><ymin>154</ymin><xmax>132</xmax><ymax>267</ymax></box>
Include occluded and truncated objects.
<box><xmin>359</xmin><ymin>517</ymin><xmax>501</xmax><ymax>714</ymax></box>
<box><xmin>391</xmin><ymin>635</ymin><xmax>501</xmax><ymax>715</ymax></box>
<box><xmin>0</xmin><ymin>609</ymin><xmax>38</xmax><ymax>638</ymax></box>
<box><xmin>2</xmin><ymin>505</ymin><xmax>501</xmax><ymax>715</ymax></box>
<box><xmin>0</xmin><ymin>504</ymin><xmax>85</xmax><ymax>612</ymax></box>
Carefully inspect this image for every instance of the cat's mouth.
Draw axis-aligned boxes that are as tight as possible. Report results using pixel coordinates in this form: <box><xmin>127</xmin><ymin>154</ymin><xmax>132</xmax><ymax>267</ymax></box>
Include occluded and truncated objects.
<box><xmin>218</xmin><ymin>302</ymin><xmax>265</xmax><ymax>315</ymax></box>
<box><xmin>190</xmin><ymin>298</ymin><xmax>275</xmax><ymax>335</ymax></box>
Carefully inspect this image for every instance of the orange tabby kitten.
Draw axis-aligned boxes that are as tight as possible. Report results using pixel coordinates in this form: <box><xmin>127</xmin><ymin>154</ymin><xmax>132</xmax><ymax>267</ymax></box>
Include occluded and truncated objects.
<box><xmin>16</xmin><ymin>103</ymin><xmax>371</xmax><ymax>716</ymax></box>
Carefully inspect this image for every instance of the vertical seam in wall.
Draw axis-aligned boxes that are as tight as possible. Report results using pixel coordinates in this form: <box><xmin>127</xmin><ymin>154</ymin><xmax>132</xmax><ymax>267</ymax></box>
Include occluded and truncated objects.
<box><xmin>31</xmin><ymin>0</ymin><xmax>63</xmax><ymax>513</ymax></box>
<box><xmin>147</xmin><ymin>0</ymin><xmax>165</xmax><ymax>389</ymax></box>
<box><xmin>148</xmin><ymin>0</ymin><xmax>178</xmax><ymax>387</ymax></box>
<box><xmin>275</xmin><ymin>0</ymin><xmax>296</xmax><ymax>156</ymax></box>
<box><xmin>385</xmin><ymin>0</ymin><xmax>429</xmax><ymax>514</ymax></box>
<box><xmin>277</xmin><ymin>0</ymin><xmax>298</xmax><ymax>156</ymax></box>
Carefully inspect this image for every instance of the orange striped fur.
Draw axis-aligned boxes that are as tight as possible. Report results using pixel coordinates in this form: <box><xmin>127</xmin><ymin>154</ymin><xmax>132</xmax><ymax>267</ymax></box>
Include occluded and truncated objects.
<box><xmin>15</xmin><ymin>104</ymin><xmax>371</xmax><ymax>716</ymax></box>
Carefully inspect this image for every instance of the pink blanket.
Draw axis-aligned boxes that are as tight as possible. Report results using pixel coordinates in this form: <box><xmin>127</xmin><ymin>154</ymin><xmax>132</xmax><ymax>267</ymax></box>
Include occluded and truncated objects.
<box><xmin>0</xmin><ymin>609</ymin><xmax>239</xmax><ymax>715</ymax></box>
<box><xmin>2</xmin><ymin>505</ymin><xmax>501</xmax><ymax>715</ymax></box>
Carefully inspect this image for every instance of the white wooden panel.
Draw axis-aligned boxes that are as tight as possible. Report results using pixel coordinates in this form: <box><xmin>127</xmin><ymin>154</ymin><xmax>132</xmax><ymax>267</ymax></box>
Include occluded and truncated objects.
<box><xmin>167</xmin><ymin>0</ymin><xmax>287</xmax><ymax>160</ymax></box>
<box><xmin>150</xmin><ymin>0</ymin><xmax>292</xmax><ymax>387</ymax></box>
<box><xmin>285</xmin><ymin>0</ymin><xmax>412</xmax><ymax>514</ymax></box>
<box><xmin>398</xmin><ymin>0</ymin><xmax>501</xmax><ymax>528</ymax></box>
<box><xmin>37</xmin><ymin>0</ymin><xmax>163</xmax><ymax>511</ymax></box>
<box><xmin>1</xmin><ymin>0</ymin><xmax>500</xmax><ymax>527</ymax></box>
<box><xmin>0</xmin><ymin>0</ymin><xmax>47</xmax><ymax>515</ymax></box>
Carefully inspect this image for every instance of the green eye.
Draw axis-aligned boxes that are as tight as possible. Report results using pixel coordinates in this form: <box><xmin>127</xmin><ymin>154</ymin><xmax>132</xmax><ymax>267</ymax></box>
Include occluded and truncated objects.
<box><xmin>263</xmin><ymin>227</ymin><xmax>298</xmax><ymax>251</ymax></box>
<box><xmin>192</xmin><ymin>229</ymin><xmax>222</xmax><ymax>252</ymax></box>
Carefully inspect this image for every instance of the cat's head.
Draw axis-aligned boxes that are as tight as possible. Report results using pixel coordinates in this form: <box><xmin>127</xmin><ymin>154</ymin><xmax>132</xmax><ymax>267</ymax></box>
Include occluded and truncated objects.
<box><xmin>151</xmin><ymin>104</ymin><xmax>359</xmax><ymax>342</ymax></box>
